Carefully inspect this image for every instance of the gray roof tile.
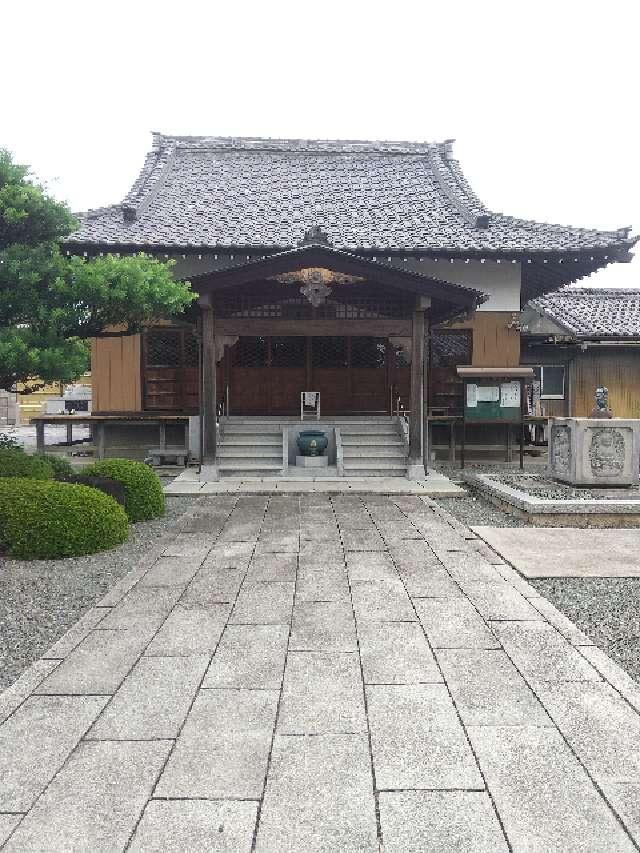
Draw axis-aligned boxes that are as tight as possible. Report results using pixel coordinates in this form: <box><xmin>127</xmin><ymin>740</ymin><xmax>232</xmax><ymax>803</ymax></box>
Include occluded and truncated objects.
<box><xmin>66</xmin><ymin>134</ymin><xmax>634</xmax><ymax>257</ymax></box>
<box><xmin>530</xmin><ymin>288</ymin><xmax>640</xmax><ymax>339</ymax></box>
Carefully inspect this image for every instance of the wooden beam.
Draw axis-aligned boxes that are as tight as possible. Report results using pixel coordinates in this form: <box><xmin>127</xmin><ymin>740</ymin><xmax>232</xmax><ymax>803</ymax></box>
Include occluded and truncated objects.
<box><xmin>214</xmin><ymin>318</ymin><xmax>411</xmax><ymax>337</ymax></box>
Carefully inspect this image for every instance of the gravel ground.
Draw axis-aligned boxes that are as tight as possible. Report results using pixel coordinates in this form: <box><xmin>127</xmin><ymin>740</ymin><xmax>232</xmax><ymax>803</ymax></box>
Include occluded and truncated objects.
<box><xmin>436</xmin><ymin>487</ymin><xmax>640</xmax><ymax>682</ymax></box>
<box><xmin>0</xmin><ymin>497</ymin><xmax>189</xmax><ymax>691</ymax></box>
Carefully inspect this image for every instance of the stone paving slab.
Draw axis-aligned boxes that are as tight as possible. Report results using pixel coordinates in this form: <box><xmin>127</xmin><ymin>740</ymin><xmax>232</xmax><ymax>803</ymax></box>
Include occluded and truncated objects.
<box><xmin>35</xmin><ymin>629</ymin><xmax>150</xmax><ymax>695</ymax></box>
<box><xmin>202</xmin><ymin>624</ymin><xmax>289</xmax><ymax>689</ymax></box>
<box><xmin>351</xmin><ymin>578</ymin><xmax>416</xmax><ymax>622</ymax></box>
<box><xmin>378</xmin><ymin>790</ymin><xmax>509</xmax><ymax>853</ymax></box>
<box><xmin>229</xmin><ymin>581</ymin><xmax>295</xmax><ymax>624</ymax></box>
<box><xmin>289</xmin><ymin>600</ymin><xmax>358</xmax><ymax>652</ymax></box>
<box><xmin>3</xmin><ymin>493</ymin><xmax>640</xmax><ymax>850</ymax></box>
<box><xmin>0</xmin><ymin>659</ymin><xmax>60</xmax><ymax>725</ymax></box>
<box><xmin>491</xmin><ymin>621</ymin><xmax>601</xmax><ymax>682</ymax></box>
<box><xmin>144</xmin><ymin>604</ymin><xmax>230</xmax><ymax>656</ymax></box>
<box><xmin>0</xmin><ymin>816</ymin><xmax>22</xmax><ymax>847</ymax></box>
<box><xmin>468</xmin><ymin>724</ymin><xmax>637</xmax><ymax>852</ymax></box>
<box><xmin>0</xmin><ymin>695</ymin><xmax>108</xmax><ymax>812</ymax></box>
<box><xmin>181</xmin><ymin>566</ymin><xmax>246</xmax><ymax>604</ymax></box>
<box><xmin>86</xmin><ymin>655</ymin><xmax>209</xmax><ymax>740</ymax></box>
<box><xmin>472</xmin><ymin>526</ymin><xmax>640</xmax><ymax>577</ymax></box>
<box><xmin>129</xmin><ymin>800</ymin><xmax>259</xmax><ymax>852</ymax></box>
<box><xmin>254</xmin><ymin>733</ymin><xmax>378</xmax><ymax>853</ymax></box>
<box><xmin>278</xmin><ymin>651</ymin><xmax>367</xmax><ymax>734</ymax></box>
<box><xmin>154</xmin><ymin>689</ymin><xmax>279</xmax><ymax>799</ymax></box>
<box><xmin>3</xmin><ymin>740</ymin><xmax>171</xmax><ymax>853</ymax></box>
<box><xmin>414</xmin><ymin>597</ymin><xmax>500</xmax><ymax>649</ymax></box>
<box><xmin>358</xmin><ymin>621</ymin><xmax>442</xmax><ymax>684</ymax></box>
<box><xmin>366</xmin><ymin>684</ymin><xmax>483</xmax><ymax>790</ymax></box>
<box><xmin>436</xmin><ymin>648</ymin><xmax>552</xmax><ymax>727</ymax></box>
<box><xmin>534</xmin><ymin>680</ymin><xmax>640</xmax><ymax>785</ymax></box>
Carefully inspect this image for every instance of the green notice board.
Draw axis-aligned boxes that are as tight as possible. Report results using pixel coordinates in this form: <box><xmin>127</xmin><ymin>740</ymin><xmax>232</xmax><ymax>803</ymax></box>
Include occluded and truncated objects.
<box><xmin>464</xmin><ymin>379</ymin><xmax>522</xmax><ymax>422</ymax></box>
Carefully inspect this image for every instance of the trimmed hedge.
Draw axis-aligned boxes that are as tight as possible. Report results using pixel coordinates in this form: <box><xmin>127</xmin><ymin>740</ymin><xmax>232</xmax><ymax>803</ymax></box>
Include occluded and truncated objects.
<box><xmin>0</xmin><ymin>447</ymin><xmax>53</xmax><ymax>480</ymax></box>
<box><xmin>83</xmin><ymin>458</ymin><xmax>165</xmax><ymax>522</ymax></box>
<box><xmin>36</xmin><ymin>453</ymin><xmax>75</xmax><ymax>478</ymax></box>
<box><xmin>0</xmin><ymin>478</ymin><xmax>129</xmax><ymax>559</ymax></box>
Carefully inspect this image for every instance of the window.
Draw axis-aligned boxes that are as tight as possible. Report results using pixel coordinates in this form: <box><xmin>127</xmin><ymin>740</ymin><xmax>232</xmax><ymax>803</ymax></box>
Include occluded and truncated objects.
<box><xmin>533</xmin><ymin>365</ymin><xmax>565</xmax><ymax>399</ymax></box>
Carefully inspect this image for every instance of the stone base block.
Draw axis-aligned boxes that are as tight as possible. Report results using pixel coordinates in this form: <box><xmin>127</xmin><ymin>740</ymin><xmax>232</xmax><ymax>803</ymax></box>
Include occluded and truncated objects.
<box><xmin>295</xmin><ymin>455</ymin><xmax>328</xmax><ymax>468</ymax></box>
<box><xmin>549</xmin><ymin>418</ymin><xmax>640</xmax><ymax>486</ymax></box>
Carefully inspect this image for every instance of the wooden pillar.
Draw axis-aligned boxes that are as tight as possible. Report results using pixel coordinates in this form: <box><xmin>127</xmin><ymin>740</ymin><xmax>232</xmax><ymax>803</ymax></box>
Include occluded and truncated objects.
<box><xmin>407</xmin><ymin>300</ymin><xmax>428</xmax><ymax>479</ymax></box>
<box><xmin>200</xmin><ymin>298</ymin><xmax>218</xmax><ymax>473</ymax></box>
<box><xmin>422</xmin><ymin>317</ymin><xmax>430</xmax><ymax>473</ymax></box>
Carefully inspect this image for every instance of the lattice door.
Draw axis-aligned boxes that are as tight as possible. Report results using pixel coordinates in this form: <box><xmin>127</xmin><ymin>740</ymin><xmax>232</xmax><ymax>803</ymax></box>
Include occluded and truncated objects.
<box><xmin>143</xmin><ymin>327</ymin><xmax>198</xmax><ymax>411</ymax></box>
<box><xmin>429</xmin><ymin>329</ymin><xmax>473</xmax><ymax>414</ymax></box>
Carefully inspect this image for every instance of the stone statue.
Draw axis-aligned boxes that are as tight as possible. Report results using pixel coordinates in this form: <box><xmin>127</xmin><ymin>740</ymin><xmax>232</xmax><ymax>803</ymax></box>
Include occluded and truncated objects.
<box><xmin>590</xmin><ymin>386</ymin><xmax>613</xmax><ymax>419</ymax></box>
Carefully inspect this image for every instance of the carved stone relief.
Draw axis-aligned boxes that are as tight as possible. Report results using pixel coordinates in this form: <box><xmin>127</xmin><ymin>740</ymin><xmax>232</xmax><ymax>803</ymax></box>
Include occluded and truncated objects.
<box><xmin>588</xmin><ymin>427</ymin><xmax>625</xmax><ymax>479</ymax></box>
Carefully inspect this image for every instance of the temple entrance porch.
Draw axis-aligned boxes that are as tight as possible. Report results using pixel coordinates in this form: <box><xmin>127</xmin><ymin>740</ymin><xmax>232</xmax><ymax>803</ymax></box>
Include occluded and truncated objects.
<box><xmin>222</xmin><ymin>335</ymin><xmax>410</xmax><ymax>416</ymax></box>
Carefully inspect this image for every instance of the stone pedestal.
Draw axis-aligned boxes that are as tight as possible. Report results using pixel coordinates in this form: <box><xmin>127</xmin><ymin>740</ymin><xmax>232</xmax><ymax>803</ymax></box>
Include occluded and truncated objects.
<box><xmin>550</xmin><ymin>418</ymin><xmax>640</xmax><ymax>486</ymax></box>
<box><xmin>295</xmin><ymin>455</ymin><xmax>328</xmax><ymax>468</ymax></box>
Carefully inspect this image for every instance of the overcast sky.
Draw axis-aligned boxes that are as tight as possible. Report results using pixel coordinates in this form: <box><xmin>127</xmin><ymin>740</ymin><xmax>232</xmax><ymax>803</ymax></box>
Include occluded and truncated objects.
<box><xmin>3</xmin><ymin>0</ymin><xmax>638</xmax><ymax>288</ymax></box>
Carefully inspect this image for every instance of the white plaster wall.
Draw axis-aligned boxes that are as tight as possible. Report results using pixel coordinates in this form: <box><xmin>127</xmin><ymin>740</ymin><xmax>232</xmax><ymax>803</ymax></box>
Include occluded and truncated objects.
<box><xmin>399</xmin><ymin>258</ymin><xmax>521</xmax><ymax>312</ymax></box>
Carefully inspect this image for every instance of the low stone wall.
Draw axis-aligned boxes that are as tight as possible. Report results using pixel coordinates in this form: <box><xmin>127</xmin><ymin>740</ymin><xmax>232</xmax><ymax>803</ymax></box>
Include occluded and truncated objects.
<box><xmin>468</xmin><ymin>472</ymin><xmax>640</xmax><ymax>528</ymax></box>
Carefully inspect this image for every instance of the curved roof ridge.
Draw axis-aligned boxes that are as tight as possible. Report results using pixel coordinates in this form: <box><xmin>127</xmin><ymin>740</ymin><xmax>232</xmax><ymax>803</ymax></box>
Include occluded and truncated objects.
<box><xmin>147</xmin><ymin>132</ymin><xmax>446</xmax><ymax>155</ymax></box>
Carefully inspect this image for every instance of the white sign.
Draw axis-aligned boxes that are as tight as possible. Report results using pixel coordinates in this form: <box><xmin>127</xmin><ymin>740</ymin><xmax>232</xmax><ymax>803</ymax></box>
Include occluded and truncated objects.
<box><xmin>500</xmin><ymin>381</ymin><xmax>521</xmax><ymax>408</ymax></box>
<box><xmin>477</xmin><ymin>385</ymin><xmax>500</xmax><ymax>403</ymax></box>
<box><xmin>466</xmin><ymin>383</ymin><xmax>478</xmax><ymax>408</ymax></box>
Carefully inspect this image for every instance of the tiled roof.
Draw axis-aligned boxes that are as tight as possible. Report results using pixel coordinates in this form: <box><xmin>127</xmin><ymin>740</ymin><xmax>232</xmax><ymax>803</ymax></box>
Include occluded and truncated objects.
<box><xmin>530</xmin><ymin>288</ymin><xmax>640</xmax><ymax>339</ymax></box>
<box><xmin>66</xmin><ymin>134</ymin><xmax>634</xmax><ymax>256</ymax></box>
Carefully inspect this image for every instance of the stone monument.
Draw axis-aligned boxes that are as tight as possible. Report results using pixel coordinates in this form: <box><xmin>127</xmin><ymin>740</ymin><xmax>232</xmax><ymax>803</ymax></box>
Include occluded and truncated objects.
<box><xmin>550</xmin><ymin>391</ymin><xmax>639</xmax><ymax>486</ymax></box>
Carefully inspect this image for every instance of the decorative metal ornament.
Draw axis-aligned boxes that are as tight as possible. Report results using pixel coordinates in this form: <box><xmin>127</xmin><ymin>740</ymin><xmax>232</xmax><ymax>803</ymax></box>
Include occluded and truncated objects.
<box><xmin>300</xmin><ymin>270</ymin><xmax>331</xmax><ymax>307</ymax></box>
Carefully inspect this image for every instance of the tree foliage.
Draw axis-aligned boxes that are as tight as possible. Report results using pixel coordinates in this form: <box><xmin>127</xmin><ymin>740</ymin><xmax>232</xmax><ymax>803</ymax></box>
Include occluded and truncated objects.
<box><xmin>0</xmin><ymin>149</ymin><xmax>195</xmax><ymax>390</ymax></box>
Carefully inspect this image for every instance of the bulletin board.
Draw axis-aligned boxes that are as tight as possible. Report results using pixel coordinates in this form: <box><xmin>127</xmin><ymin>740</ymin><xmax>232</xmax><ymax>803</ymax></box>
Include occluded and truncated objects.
<box><xmin>464</xmin><ymin>379</ymin><xmax>522</xmax><ymax>422</ymax></box>
<box><xmin>456</xmin><ymin>367</ymin><xmax>534</xmax><ymax>470</ymax></box>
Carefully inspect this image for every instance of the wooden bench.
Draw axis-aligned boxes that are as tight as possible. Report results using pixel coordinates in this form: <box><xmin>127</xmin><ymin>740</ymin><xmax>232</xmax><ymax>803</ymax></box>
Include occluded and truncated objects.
<box><xmin>148</xmin><ymin>446</ymin><xmax>188</xmax><ymax>467</ymax></box>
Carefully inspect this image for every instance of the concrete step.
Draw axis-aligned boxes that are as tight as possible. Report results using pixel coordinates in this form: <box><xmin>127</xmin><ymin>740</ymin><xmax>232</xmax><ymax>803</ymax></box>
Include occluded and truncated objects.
<box><xmin>343</xmin><ymin>459</ymin><xmax>408</xmax><ymax>470</ymax></box>
<box><xmin>342</xmin><ymin>441</ymin><xmax>405</xmax><ymax>456</ymax></box>
<box><xmin>342</xmin><ymin>452</ymin><xmax>407</xmax><ymax>462</ymax></box>
<box><xmin>218</xmin><ymin>450</ymin><xmax>283</xmax><ymax>461</ymax></box>
<box><xmin>339</xmin><ymin>427</ymin><xmax>399</xmax><ymax>436</ymax></box>
<box><xmin>222</xmin><ymin>426</ymin><xmax>282</xmax><ymax>437</ymax></box>
<box><xmin>220</xmin><ymin>437</ymin><xmax>282</xmax><ymax>447</ymax></box>
<box><xmin>342</xmin><ymin>467</ymin><xmax>407</xmax><ymax>477</ymax></box>
<box><xmin>341</xmin><ymin>440</ymin><xmax>405</xmax><ymax>450</ymax></box>
<box><xmin>219</xmin><ymin>462</ymin><xmax>283</xmax><ymax>473</ymax></box>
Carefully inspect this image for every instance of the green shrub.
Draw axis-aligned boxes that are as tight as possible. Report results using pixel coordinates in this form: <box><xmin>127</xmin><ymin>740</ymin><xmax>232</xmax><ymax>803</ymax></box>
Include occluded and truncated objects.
<box><xmin>35</xmin><ymin>453</ymin><xmax>75</xmax><ymax>478</ymax></box>
<box><xmin>0</xmin><ymin>447</ymin><xmax>53</xmax><ymax>480</ymax></box>
<box><xmin>83</xmin><ymin>458</ymin><xmax>165</xmax><ymax>522</ymax></box>
<box><xmin>0</xmin><ymin>478</ymin><xmax>129</xmax><ymax>559</ymax></box>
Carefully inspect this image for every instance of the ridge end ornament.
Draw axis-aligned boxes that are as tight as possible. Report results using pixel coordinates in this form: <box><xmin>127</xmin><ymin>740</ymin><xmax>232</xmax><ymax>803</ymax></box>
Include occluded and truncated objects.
<box><xmin>299</xmin><ymin>224</ymin><xmax>331</xmax><ymax>246</ymax></box>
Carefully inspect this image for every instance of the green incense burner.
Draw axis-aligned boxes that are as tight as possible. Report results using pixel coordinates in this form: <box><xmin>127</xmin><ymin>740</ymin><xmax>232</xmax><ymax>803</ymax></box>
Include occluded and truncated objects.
<box><xmin>296</xmin><ymin>430</ymin><xmax>328</xmax><ymax>457</ymax></box>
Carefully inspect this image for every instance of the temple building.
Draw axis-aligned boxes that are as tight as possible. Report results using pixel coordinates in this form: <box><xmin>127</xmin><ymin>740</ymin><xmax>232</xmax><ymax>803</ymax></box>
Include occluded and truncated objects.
<box><xmin>64</xmin><ymin>134</ymin><xmax>635</xmax><ymax>477</ymax></box>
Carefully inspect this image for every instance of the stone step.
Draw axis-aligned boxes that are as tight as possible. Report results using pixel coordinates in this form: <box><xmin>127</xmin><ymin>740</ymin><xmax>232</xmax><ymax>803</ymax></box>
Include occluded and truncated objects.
<box><xmin>222</xmin><ymin>428</ymin><xmax>282</xmax><ymax>437</ymax></box>
<box><xmin>220</xmin><ymin>437</ymin><xmax>282</xmax><ymax>446</ymax></box>
<box><xmin>341</xmin><ymin>439</ymin><xmax>405</xmax><ymax>448</ymax></box>
<box><xmin>218</xmin><ymin>462</ymin><xmax>283</xmax><ymax>472</ymax></box>
<box><xmin>218</xmin><ymin>450</ymin><xmax>283</xmax><ymax>461</ymax></box>
<box><xmin>342</xmin><ymin>451</ymin><xmax>407</xmax><ymax>461</ymax></box>
<box><xmin>343</xmin><ymin>459</ymin><xmax>408</xmax><ymax>470</ymax></box>
<box><xmin>342</xmin><ymin>467</ymin><xmax>407</xmax><ymax>477</ymax></box>
<box><xmin>339</xmin><ymin>427</ymin><xmax>399</xmax><ymax>435</ymax></box>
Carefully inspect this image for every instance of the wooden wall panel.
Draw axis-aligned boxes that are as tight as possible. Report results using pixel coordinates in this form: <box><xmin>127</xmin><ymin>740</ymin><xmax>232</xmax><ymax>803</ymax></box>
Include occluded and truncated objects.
<box><xmin>570</xmin><ymin>351</ymin><xmax>640</xmax><ymax>418</ymax></box>
<box><xmin>446</xmin><ymin>311</ymin><xmax>520</xmax><ymax>367</ymax></box>
<box><xmin>91</xmin><ymin>335</ymin><xmax>142</xmax><ymax>413</ymax></box>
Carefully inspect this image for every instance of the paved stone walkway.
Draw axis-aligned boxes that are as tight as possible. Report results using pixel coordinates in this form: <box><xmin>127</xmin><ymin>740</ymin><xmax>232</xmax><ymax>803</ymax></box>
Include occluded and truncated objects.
<box><xmin>2</xmin><ymin>496</ymin><xmax>640</xmax><ymax>851</ymax></box>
